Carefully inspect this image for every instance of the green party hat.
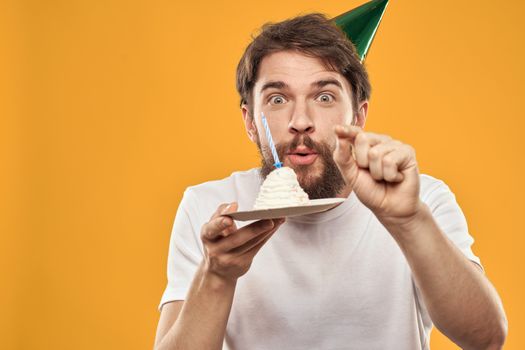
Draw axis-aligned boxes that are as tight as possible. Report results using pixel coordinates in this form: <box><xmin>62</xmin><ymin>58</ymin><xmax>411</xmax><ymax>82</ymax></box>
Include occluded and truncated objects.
<box><xmin>333</xmin><ymin>0</ymin><xmax>389</xmax><ymax>62</ymax></box>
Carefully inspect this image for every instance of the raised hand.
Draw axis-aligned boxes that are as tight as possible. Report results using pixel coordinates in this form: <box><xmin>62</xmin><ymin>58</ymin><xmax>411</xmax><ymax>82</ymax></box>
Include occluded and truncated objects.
<box><xmin>333</xmin><ymin>124</ymin><xmax>423</xmax><ymax>224</ymax></box>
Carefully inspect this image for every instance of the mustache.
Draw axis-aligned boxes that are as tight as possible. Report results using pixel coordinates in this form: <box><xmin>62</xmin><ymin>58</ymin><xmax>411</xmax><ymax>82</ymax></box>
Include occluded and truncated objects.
<box><xmin>257</xmin><ymin>133</ymin><xmax>345</xmax><ymax>199</ymax></box>
<box><xmin>275</xmin><ymin>134</ymin><xmax>325</xmax><ymax>158</ymax></box>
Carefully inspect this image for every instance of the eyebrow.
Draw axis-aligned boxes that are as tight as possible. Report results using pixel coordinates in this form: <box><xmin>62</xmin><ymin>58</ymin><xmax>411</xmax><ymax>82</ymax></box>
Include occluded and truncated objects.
<box><xmin>313</xmin><ymin>79</ymin><xmax>343</xmax><ymax>90</ymax></box>
<box><xmin>259</xmin><ymin>78</ymin><xmax>343</xmax><ymax>94</ymax></box>
<box><xmin>260</xmin><ymin>81</ymin><xmax>288</xmax><ymax>93</ymax></box>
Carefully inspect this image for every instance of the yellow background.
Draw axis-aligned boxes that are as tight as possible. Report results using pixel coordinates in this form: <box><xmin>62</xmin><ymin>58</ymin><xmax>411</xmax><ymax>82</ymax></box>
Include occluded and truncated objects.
<box><xmin>2</xmin><ymin>0</ymin><xmax>524</xmax><ymax>348</ymax></box>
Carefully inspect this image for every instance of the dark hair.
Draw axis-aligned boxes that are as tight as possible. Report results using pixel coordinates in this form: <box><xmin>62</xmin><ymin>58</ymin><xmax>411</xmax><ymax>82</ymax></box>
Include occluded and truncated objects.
<box><xmin>236</xmin><ymin>13</ymin><xmax>371</xmax><ymax>119</ymax></box>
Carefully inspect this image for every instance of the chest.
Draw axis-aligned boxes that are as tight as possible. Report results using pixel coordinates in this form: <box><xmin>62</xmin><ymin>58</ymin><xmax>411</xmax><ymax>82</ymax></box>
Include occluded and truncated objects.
<box><xmin>228</xmin><ymin>219</ymin><xmax>418</xmax><ymax>341</ymax></box>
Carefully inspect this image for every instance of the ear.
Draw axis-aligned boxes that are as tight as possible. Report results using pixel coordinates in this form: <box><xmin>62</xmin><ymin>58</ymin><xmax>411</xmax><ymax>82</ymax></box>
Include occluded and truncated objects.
<box><xmin>353</xmin><ymin>100</ymin><xmax>368</xmax><ymax>128</ymax></box>
<box><xmin>241</xmin><ymin>104</ymin><xmax>258</xmax><ymax>143</ymax></box>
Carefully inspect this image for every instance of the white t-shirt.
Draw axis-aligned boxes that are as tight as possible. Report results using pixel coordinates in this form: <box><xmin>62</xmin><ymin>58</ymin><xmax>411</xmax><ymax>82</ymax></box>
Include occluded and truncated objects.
<box><xmin>159</xmin><ymin>168</ymin><xmax>481</xmax><ymax>350</ymax></box>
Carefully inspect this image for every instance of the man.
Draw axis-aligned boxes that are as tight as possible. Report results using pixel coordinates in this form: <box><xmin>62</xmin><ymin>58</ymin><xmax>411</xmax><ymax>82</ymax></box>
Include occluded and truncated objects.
<box><xmin>154</xmin><ymin>14</ymin><xmax>507</xmax><ymax>350</ymax></box>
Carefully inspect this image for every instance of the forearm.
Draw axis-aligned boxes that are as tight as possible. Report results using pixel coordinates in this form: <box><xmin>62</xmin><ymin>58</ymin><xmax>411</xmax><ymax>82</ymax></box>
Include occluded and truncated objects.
<box><xmin>156</xmin><ymin>262</ymin><xmax>236</xmax><ymax>350</ymax></box>
<box><xmin>381</xmin><ymin>203</ymin><xmax>507</xmax><ymax>349</ymax></box>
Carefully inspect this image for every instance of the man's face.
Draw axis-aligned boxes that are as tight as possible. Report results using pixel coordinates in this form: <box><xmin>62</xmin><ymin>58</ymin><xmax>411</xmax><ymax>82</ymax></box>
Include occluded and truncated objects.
<box><xmin>243</xmin><ymin>50</ymin><xmax>362</xmax><ymax>198</ymax></box>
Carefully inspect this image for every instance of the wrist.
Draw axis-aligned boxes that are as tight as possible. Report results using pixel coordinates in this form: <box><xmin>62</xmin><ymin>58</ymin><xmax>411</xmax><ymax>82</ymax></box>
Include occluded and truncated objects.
<box><xmin>198</xmin><ymin>261</ymin><xmax>237</xmax><ymax>292</ymax></box>
<box><xmin>378</xmin><ymin>201</ymin><xmax>433</xmax><ymax>241</ymax></box>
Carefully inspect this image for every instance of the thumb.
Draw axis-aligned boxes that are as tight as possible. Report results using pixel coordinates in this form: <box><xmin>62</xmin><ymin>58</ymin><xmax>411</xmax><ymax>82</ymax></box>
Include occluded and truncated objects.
<box><xmin>221</xmin><ymin>202</ymin><xmax>238</xmax><ymax>214</ymax></box>
<box><xmin>334</xmin><ymin>127</ymin><xmax>356</xmax><ymax>169</ymax></box>
<box><xmin>220</xmin><ymin>202</ymin><xmax>239</xmax><ymax>236</ymax></box>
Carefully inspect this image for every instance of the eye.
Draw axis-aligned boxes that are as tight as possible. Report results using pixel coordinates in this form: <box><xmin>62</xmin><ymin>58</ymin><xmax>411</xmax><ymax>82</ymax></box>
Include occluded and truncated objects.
<box><xmin>269</xmin><ymin>95</ymin><xmax>287</xmax><ymax>105</ymax></box>
<box><xmin>317</xmin><ymin>93</ymin><xmax>335</xmax><ymax>103</ymax></box>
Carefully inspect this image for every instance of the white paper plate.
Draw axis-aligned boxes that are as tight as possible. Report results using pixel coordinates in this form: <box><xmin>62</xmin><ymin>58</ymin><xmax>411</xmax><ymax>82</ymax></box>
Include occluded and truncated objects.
<box><xmin>226</xmin><ymin>198</ymin><xmax>345</xmax><ymax>221</ymax></box>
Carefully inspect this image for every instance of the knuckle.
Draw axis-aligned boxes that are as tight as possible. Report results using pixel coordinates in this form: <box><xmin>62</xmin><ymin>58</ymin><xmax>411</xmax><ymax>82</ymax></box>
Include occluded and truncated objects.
<box><xmin>383</xmin><ymin>155</ymin><xmax>395</xmax><ymax>167</ymax></box>
<box><xmin>356</xmin><ymin>133</ymin><xmax>368</xmax><ymax>145</ymax></box>
<box><xmin>202</xmin><ymin>219</ymin><xmax>226</xmax><ymax>240</ymax></box>
<box><xmin>368</xmin><ymin>148</ymin><xmax>380</xmax><ymax>159</ymax></box>
<box><xmin>204</xmin><ymin>220</ymin><xmax>220</xmax><ymax>236</ymax></box>
<box><xmin>356</xmin><ymin>150</ymin><xmax>368</xmax><ymax>161</ymax></box>
<box><xmin>200</xmin><ymin>225</ymin><xmax>211</xmax><ymax>239</ymax></box>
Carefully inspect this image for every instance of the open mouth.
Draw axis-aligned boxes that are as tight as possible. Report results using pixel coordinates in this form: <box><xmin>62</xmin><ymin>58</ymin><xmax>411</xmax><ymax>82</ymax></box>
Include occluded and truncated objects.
<box><xmin>287</xmin><ymin>148</ymin><xmax>318</xmax><ymax>165</ymax></box>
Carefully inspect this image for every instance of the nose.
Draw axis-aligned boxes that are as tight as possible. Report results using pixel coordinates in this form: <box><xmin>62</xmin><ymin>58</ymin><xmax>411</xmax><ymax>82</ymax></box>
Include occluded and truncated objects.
<box><xmin>288</xmin><ymin>100</ymin><xmax>315</xmax><ymax>135</ymax></box>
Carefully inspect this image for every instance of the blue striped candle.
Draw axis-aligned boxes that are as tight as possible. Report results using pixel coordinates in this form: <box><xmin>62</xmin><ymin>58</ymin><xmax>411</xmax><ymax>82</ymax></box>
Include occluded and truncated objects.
<box><xmin>261</xmin><ymin>112</ymin><xmax>283</xmax><ymax>168</ymax></box>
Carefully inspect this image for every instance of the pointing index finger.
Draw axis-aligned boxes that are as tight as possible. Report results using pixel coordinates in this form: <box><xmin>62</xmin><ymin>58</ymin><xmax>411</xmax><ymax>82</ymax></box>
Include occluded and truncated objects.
<box><xmin>335</xmin><ymin>124</ymin><xmax>363</xmax><ymax>141</ymax></box>
<box><xmin>334</xmin><ymin>125</ymin><xmax>362</xmax><ymax>162</ymax></box>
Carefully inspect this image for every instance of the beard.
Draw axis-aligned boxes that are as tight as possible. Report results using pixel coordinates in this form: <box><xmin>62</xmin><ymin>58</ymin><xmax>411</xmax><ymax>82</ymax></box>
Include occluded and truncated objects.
<box><xmin>257</xmin><ymin>134</ymin><xmax>346</xmax><ymax>199</ymax></box>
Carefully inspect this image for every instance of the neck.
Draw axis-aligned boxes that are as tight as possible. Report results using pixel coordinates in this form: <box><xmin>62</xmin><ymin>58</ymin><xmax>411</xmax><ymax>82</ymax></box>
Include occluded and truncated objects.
<box><xmin>336</xmin><ymin>185</ymin><xmax>353</xmax><ymax>199</ymax></box>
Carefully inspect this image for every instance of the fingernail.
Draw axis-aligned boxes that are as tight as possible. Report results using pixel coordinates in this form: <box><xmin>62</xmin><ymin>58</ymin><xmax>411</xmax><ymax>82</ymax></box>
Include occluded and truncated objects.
<box><xmin>222</xmin><ymin>204</ymin><xmax>232</xmax><ymax>214</ymax></box>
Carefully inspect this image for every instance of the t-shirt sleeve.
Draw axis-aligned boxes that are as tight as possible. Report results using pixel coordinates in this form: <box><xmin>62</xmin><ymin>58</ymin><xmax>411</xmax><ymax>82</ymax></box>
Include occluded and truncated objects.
<box><xmin>421</xmin><ymin>177</ymin><xmax>482</xmax><ymax>269</ymax></box>
<box><xmin>413</xmin><ymin>177</ymin><xmax>483</xmax><ymax>339</ymax></box>
<box><xmin>158</xmin><ymin>188</ymin><xmax>205</xmax><ymax>311</ymax></box>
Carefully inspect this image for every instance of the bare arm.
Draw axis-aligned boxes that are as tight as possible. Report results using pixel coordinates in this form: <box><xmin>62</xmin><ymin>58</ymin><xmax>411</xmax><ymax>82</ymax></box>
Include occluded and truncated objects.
<box><xmin>154</xmin><ymin>203</ymin><xmax>284</xmax><ymax>350</ymax></box>
<box><xmin>333</xmin><ymin>124</ymin><xmax>507</xmax><ymax>349</ymax></box>
<box><xmin>154</xmin><ymin>266</ymin><xmax>236</xmax><ymax>350</ymax></box>
<box><xmin>155</xmin><ymin>302</ymin><xmax>183</xmax><ymax>349</ymax></box>
<box><xmin>381</xmin><ymin>204</ymin><xmax>507</xmax><ymax>350</ymax></box>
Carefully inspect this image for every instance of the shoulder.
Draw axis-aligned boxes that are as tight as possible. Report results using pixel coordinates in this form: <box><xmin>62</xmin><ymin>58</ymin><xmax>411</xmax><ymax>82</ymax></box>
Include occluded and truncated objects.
<box><xmin>185</xmin><ymin>168</ymin><xmax>260</xmax><ymax>198</ymax></box>
<box><xmin>182</xmin><ymin>168</ymin><xmax>261</xmax><ymax>219</ymax></box>
<box><xmin>419</xmin><ymin>173</ymin><xmax>453</xmax><ymax>196</ymax></box>
<box><xmin>419</xmin><ymin>174</ymin><xmax>463</xmax><ymax>214</ymax></box>
<box><xmin>418</xmin><ymin>176</ymin><xmax>480</xmax><ymax>266</ymax></box>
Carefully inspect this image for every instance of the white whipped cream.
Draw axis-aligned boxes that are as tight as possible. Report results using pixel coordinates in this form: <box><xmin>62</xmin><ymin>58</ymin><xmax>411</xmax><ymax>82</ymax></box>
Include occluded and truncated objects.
<box><xmin>254</xmin><ymin>167</ymin><xmax>310</xmax><ymax>209</ymax></box>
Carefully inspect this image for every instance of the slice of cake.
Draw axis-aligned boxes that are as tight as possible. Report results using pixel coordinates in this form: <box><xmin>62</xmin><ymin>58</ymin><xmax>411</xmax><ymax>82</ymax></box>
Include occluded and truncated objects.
<box><xmin>254</xmin><ymin>167</ymin><xmax>309</xmax><ymax>209</ymax></box>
